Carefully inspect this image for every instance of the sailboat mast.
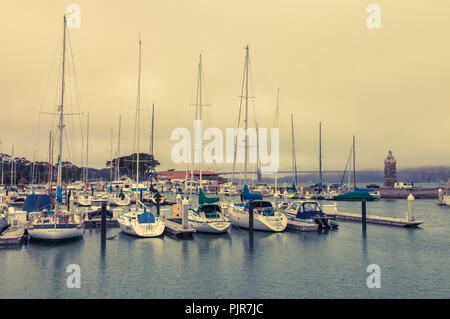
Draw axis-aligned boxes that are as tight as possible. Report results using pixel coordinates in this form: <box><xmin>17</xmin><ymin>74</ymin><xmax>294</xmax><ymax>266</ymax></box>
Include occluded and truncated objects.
<box><xmin>135</xmin><ymin>36</ymin><xmax>142</xmax><ymax>194</ymax></box>
<box><xmin>353</xmin><ymin>135</ymin><xmax>356</xmax><ymax>190</ymax></box>
<box><xmin>31</xmin><ymin>150</ymin><xmax>36</xmax><ymax>184</ymax></box>
<box><xmin>116</xmin><ymin>114</ymin><xmax>121</xmax><ymax>180</ymax></box>
<box><xmin>48</xmin><ymin>131</ymin><xmax>52</xmax><ymax>189</ymax></box>
<box><xmin>10</xmin><ymin>145</ymin><xmax>14</xmax><ymax>187</ymax></box>
<box><xmin>150</xmin><ymin>104</ymin><xmax>154</xmax><ymax>186</ymax></box>
<box><xmin>197</xmin><ymin>54</ymin><xmax>203</xmax><ymax>186</ymax></box>
<box><xmin>57</xmin><ymin>16</ymin><xmax>67</xmax><ymax>193</ymax></box>
<box><xmin>319</xmin><ymin>122</ymin><xmax>322</xmax><ymax>187</ymax></box>
<box><xmin>274</xmin><ymin>88</ymin><xmax>279</xmax><ymax>192</ymax></box>
<box><xmin>244</xmin><ymin>45</ymin><xmax>249</xmax><ymax>185</ymax></box>
<box><xmin>85</xmin><ymin>112</ymin><xmax>89</xmax><ymax>185</ymax></box>
<box><xmin>110</xmin><ymin>127</ymin><xmax>113</xmax><ymax>183</ymax></box>
<box><xmin>291</xmin><ymin>114</ymin><xmax>297</xmax><ymax>185</ymax></box>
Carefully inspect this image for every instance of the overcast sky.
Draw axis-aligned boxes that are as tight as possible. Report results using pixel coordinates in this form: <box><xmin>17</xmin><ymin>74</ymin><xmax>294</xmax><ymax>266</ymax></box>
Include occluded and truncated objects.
<box><xmin>0</xmin><ymin>0</ymin><xmax>449</xmax><ymax>173</ymax></box>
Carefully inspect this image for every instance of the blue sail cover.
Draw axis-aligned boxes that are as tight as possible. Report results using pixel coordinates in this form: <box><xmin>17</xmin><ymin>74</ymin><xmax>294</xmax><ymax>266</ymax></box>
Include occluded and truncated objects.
<box><xmin>138</xmin><ymin>207</ymin><xmax>156</xmax><ymax>224</ymax></box>
<box><xmin>56</xmin><ymin>186</ymin><xmax>63</xmax><ymax>204</ymax></box>
<box><xmin>23</xmin><ymin>194</ymin><xmax>53</xmax><ymax>213</ymax></box>
<box><xmin>242</xmin><ymin>185</ymin><xmax>263</xmax><ymax>201</ymax></box>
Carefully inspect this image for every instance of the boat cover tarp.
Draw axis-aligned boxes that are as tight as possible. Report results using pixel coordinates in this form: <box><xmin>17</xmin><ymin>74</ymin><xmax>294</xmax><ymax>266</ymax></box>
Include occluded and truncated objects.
<box><xmin>199</xmin><ymin>189</ymin><xmax>219</xmax><ymax>204</ymax></box>
<box><xmin>242</xmin><ymin>185</ymin><xmax>263</xmax><ymax>201</ymax></box>
<box><xmin>23</xmin><ymin>194</ymin><xmax>53</xmax><ymax>213</ymax></box>
<box><xmin>138</xmin><ymin>208</ymin><xmax>155</xmax><ymax>224</ymax></box>
<box><xmin>287</xmin><ymin>183</ymin><xmax>297</xmax><ymax>194</ymax></box>
<box><xmin>333</xmin><ymin>190</ymin><xmax>376</xmax><ymax>201</ymax></box>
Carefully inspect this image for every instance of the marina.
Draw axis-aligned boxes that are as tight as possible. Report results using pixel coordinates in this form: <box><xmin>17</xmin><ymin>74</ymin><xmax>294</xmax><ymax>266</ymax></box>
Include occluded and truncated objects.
<box><xmin>0</xmin><ymin>1</ymin><xmax>449</xmax><ymax>302</ymax></box>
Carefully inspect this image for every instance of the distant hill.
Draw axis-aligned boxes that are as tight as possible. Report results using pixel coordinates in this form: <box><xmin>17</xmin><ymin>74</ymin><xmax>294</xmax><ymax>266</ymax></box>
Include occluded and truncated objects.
<box><xmin>258</xmin><ymin>166</ymin><xmax>450</xmax><ymax>185</ymax></box>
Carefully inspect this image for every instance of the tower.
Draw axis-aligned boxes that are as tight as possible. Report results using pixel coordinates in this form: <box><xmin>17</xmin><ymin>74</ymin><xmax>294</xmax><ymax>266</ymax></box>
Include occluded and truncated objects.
<box><xmin>384</xmin><ymin>150</ymin><xmax>397</xmax><ymax>187</ymax></box>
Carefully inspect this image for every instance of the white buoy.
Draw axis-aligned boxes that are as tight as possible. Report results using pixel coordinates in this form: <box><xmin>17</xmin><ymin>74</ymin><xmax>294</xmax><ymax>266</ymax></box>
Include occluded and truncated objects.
<box><xmin>182</xmin><ymin>197</ymin><xmax>190</xmax><ymax>229</ymax></box>
<box><xmin>407</xmin><ymin>193</ymin><xmax>415</xmax><ymax>222</ymax></box>
<box><xmin>300</xmin><ymin>186</ymin><xmax>304</xmax><ymax>198</ymax></box>
<box><xmin>438</xmin><ymin>188</ymin><xmax>443</xmax><ymax>203</ymax></box>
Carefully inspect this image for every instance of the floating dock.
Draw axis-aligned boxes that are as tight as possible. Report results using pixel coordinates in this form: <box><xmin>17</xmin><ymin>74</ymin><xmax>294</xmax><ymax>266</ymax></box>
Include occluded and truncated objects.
<box><xmin>0</xmin><ymin>226</ymin><xmax>28</xmax><ymax>245</ymax></box>
<box><xmin>164</xmin><ymin>217</ymin><xmax>195</xmax><ymax>238</ymax></box>
<box><xmin>325</xmin><ymin>211</ymin><xmax>423</xmax><ymax>227</ymax></box>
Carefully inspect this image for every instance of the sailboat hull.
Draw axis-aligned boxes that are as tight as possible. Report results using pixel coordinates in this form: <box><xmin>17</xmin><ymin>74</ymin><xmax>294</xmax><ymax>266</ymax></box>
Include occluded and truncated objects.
<box><xmin>230</xmin><ymin>209</ymin><xmax>287</xmax><ymax>232</ymax></box>
<box><xmin>28</xmin><ymin>224</ymin><xmax>84</xmax><ymax>240</ymax></box>
<box><xmin>118</xmin><ymin>214</ymin><xmax>165</xmax><ymax>237</ymax></box>
<box><xmin>188</xmin><ymin>214</ymin><xmax>231</xmax><ymax>233</ymax></box>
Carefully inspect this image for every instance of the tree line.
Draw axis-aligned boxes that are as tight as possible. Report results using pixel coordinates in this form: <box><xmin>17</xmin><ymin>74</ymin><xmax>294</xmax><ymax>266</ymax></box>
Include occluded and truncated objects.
<box><xmin>0</xmin><ymin>152</ymin><xmax>160</xmax><ymax>185</ymax></box>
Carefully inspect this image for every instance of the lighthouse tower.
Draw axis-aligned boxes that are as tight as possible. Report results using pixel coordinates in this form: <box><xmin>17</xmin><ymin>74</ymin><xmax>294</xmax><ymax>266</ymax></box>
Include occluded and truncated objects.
<box><xmin>384</xmin><ymin>150</ymin><xmax>398</xmax><ymax>187</ymax></box>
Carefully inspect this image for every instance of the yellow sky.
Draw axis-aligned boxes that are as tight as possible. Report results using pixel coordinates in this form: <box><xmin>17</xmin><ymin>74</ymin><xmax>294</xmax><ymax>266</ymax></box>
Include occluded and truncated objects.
<box><xmin>0</xmin><ymin>0</ymin><xmax>449</xmax><ymax>172</ymax></box>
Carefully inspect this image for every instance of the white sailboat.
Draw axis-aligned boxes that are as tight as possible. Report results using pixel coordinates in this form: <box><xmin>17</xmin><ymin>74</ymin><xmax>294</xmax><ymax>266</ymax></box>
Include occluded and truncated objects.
<box><xmin>228</xmin><ymin>46</ymin><xmax>287</xmax><ymax>232</ymax></box>
<box><xmin>28</xmin><ymin>16</ymin><xmax>84</xmax><ymax>240</ymax></box>
<box><xmin>118</xmin><ymin>36</ymin><xmax>165</xmax><ymax>237</ymax></box>
<box><xmin>185</xmin><ymin>54</ymin><xmax>231</xmax><ymax>234</ymax></box>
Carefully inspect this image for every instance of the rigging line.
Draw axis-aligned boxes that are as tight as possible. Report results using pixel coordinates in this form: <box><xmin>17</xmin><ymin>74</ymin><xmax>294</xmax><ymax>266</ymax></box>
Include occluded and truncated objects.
<box><xmin>67</xmin><ymin>29</ymin><xmax>85</xmax><ymax>166</ymax></box>
<box><xmin>37</xmin><ymin>38</ymin><xmax>61</xmax><ymax>163</ymax></box>
<box><xmin>64</xmin><ymin>125</ymin><xmax>73</xmax><ymax>164</ymax></box>
<box><xmin>65</xmin><ymin>47</ymin><xmax>77</xmax><ymax>165</ymax></box>
<box><xmin>231</xmin><ymin>48</ymin><xmax>247</xmax><ymax>183</ymax></box>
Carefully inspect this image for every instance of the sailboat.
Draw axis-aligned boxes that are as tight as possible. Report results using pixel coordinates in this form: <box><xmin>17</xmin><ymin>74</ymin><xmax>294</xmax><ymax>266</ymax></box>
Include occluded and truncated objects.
<box><xmin>108</xmin><ymin>118</ymin><xmax>131</xmax><ymax>207</ymax></box>
<box><xmin>333</xmin><ymin>136</ymin><xmax>380</xmax><ymax>201</ymax></box>
<box><xmin>287</xmin><ymin>113</ymin><xmax>302</xmax><ymax>199</ymax></box>
<box><xmin>228</xmin><ymin>46</ymin><xmax>287</xmax><ymax>232</ymax></box>
<box><xmin>28</xmin><ymin>16</ymin><xmax>84</xmax><ymax>240</ymax></box>
<box><xmin>311</xmin><ymin>122</ymin><xmax>326</xmax><ymax>200</ymax></box>
<box><xmin>186</xmin><ymin>53</ymin><xmax>225</xmax><ymax>228</ymax></box>
<box><xmin>188</xmin><ymin>189</ymin><xmax>231</xmax><ymax>233</ymax></box>
<box><xmin>118</xmin><ymin>36</ymin><xmax>165</xmax><ymax>237</ymax></box>
<box><xmin>144</xmin><ymin>104</ymin><xmax>166</xmax><ymax>205</ymax></box>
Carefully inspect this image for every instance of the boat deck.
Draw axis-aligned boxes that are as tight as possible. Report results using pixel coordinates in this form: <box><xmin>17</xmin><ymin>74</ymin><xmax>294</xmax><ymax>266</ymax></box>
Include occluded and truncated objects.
<box><xmin>326</xmin><ymin>212</ymin><xmax>423</xmax><ymax>227</ymax></box>
<box><xmin>0</xmin><ymin>226</ymin><xmax>28</xmax><ymax>245</ymax></box>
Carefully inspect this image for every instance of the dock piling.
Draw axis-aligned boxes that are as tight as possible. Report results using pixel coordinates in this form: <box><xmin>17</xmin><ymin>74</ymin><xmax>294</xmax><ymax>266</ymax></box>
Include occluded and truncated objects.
<box><xmin>155</xmin><ymin>192</ymin><xmax>161</xmax><ymax>217</ymax></box>
<box><xmin>248</xmin><ymin>200</ymin><xmax>254</xmax><ymax>233</ymax></box>
<box><xmin>182</xmin><ymin>197</ymin><xmax>189</xmax><ymax>229</ymax></box>
<box><xmin>362</xmin><ymin>199</ymin><xmax>367</xmax><ymax>233</ymax></box>
<box><xmin>101</xmin><ymin>202</ymin><xmax>106</xmax><ymax>245</ymax></box>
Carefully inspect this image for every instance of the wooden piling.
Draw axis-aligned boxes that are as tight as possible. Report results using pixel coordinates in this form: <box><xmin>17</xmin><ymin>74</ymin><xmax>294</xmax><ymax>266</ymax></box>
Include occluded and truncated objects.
<box><xmin>248</xmin><ymin>200</ymin><xmax>254</xmax><ymax>233</ymax></box>
<box><xmin>362</xmin><ymin>199</ymin><xmax>367</xmax><ymax>232</ymax></box>
<box><xmin>101</xmin><ymin>202</ymin><xmax>106</xmax><ymax>245</ymax></box>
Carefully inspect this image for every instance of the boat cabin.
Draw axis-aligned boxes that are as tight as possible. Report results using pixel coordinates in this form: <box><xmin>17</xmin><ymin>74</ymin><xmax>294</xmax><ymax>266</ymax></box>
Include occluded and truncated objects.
<box><xmin>287</xmin><ymin>201</ymin><xmax>324</xmax><ymax>220</ymax></box>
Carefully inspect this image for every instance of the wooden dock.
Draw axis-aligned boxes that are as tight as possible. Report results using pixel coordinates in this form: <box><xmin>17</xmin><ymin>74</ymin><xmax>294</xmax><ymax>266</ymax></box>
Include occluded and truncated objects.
<box><xmin>164</xmin><ymin>217</ymin><xmax>195</xmax><ymax>238</ymax></box>
<box><xmin>326</xmin><ymin>211</ymin><xmax>423</xmax><ymax>227</ymax></box>
<box><xmin>0</xmin><ymin>226</ymin><xmax>28</xmax><ymax>245</ymax></box>
<box><xmin>286</xmin><ymin>219</ymin><xmax>318</xmax><ymax>232</ymax></box>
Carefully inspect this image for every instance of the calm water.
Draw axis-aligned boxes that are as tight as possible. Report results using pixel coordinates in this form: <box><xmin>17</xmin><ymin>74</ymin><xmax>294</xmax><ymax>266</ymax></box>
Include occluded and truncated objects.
<box><xmin>1</xmin><ymin>196</ymin><xmax>449</xmax><ymax>299</ymax></box>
